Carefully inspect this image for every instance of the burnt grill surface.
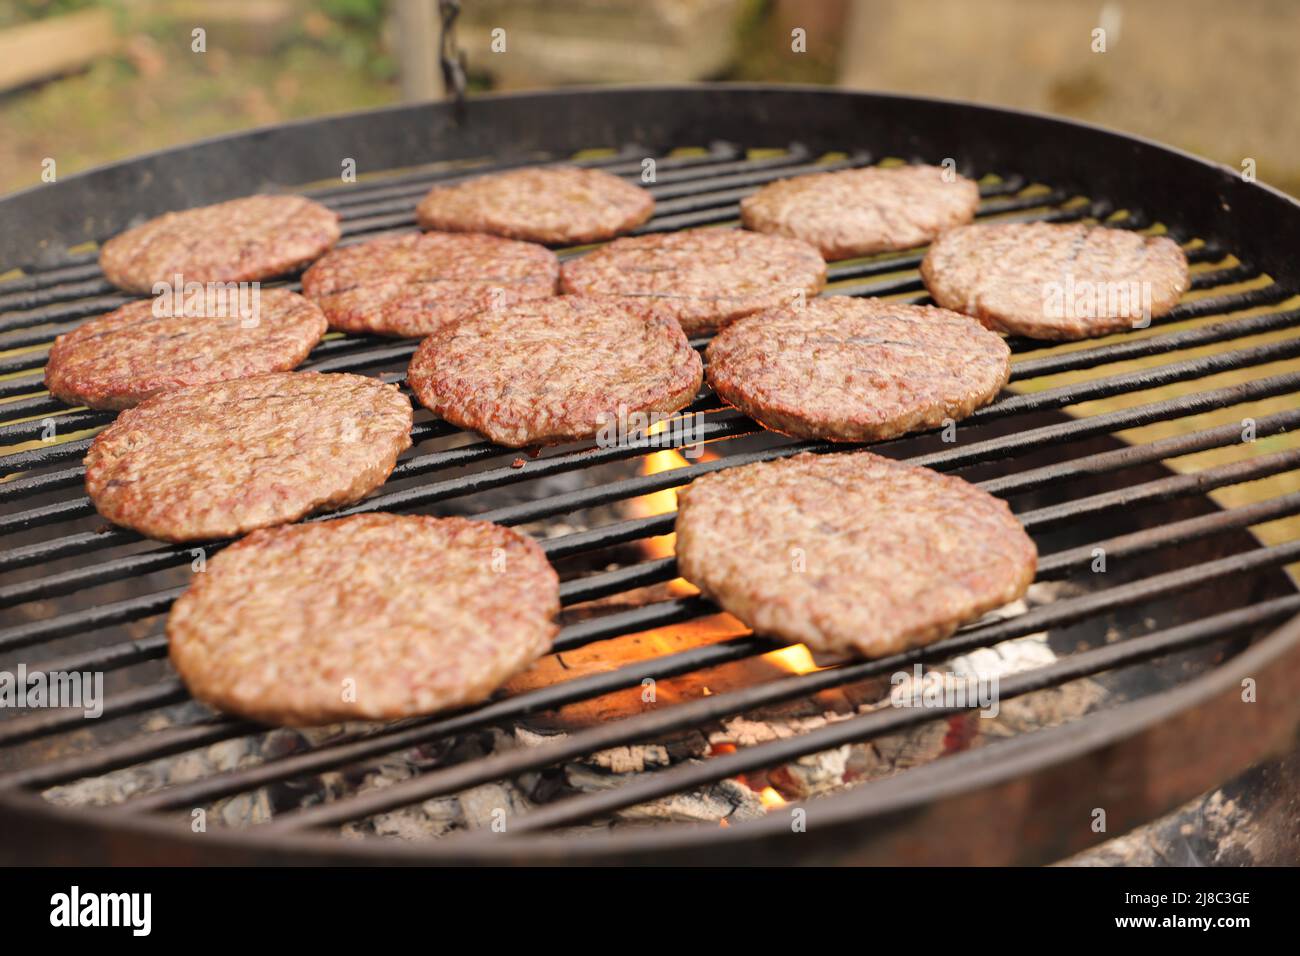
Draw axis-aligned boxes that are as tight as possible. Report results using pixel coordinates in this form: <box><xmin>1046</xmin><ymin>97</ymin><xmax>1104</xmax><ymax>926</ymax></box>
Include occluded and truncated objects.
<box><xmin>1</xmin><ymin>87</ymin><xmax>1299</xmax><ymax>865</ymax></box>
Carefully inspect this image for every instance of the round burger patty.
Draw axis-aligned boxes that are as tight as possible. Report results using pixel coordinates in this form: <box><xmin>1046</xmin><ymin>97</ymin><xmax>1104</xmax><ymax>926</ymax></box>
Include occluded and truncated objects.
<box><xmin>559</xmin><ymin>228</ymin><xmax>827</xmax><ymax>336</ymax></box>
<box><xmin>99</xmin><ymin>195</ymin><xmax>340</xmax><ymax>294</ymax></box>
<box><xmin>706</xmin><ymin>297</ymin><xmax>1010</xmax><ymax>442</ymax></box>
<box><xmin>675</xmin><ymin>452</ymin><xmax>1037</xmax><ymax>658</ymax></box>
<box><xmin>44</xmin><ymin>288</ymin><xmax>327</xmax><ymax>410</ymax></box>
<box><xmin>921</xmin><ymin>221</ymin><xmax>1190</xmax><ymax>340</ymax></box>
<box><xmin>85</xmin><ymin>371</ymin><xmax>412</xmax><ymax>542</ymax></box>
<box><xmin>415</xmin><ymin>165</ymin><xmax>654</xmax><ymax>244</ymax></box>
<box><xmin>741</xmin><ymin>164</ymin><xmax>981</xmax><ymax>260</ymax></box>
<box><xmin>301</xmin><ymin>231</ymin><xmax>559</xmax><ymax>338</ymax></box>
<box><xmin>167</xmin><ymin>513</ymin><xmax>560</xmax><ymax>726</ymax></box>
<box><xmin>407</xmin><ymin>295</ymin><xmax>703</xmax><ymax>447</ymax></box>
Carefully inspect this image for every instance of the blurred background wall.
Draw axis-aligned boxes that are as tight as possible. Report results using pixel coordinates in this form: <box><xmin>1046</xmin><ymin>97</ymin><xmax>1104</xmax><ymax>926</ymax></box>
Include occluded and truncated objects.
<box><xmin>0</xmin><ymin>0</ymin><xmax>1296</xmax><ymax>196</ymax></box>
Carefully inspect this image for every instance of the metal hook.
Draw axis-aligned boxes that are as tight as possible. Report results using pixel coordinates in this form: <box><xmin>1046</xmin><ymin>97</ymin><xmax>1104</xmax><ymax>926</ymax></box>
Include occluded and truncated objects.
<box><xmin>439</xmin><ymin>0</ymin><xmax>469</xmax><ymax>124</ymax></box>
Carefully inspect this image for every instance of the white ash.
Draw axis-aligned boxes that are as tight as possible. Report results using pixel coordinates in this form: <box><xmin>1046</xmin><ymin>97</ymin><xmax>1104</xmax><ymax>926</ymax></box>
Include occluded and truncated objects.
<box><xmin>565</xmin><ymin>763</ymin><xmax>767</xmax><ymax>825</ymax></box>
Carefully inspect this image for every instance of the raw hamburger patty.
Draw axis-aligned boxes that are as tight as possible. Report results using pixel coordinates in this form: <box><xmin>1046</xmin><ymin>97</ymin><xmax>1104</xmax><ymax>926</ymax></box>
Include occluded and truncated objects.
<box><xmin>741</xmin><ymin>164</ymin><xmax>981</xmax><ymax>260</ymax></box>
<box><xmin>706</xmin><ymin>297</ymin><xmax>1010</xmax><ymax>442</ymax></box>
<box><xmin>559</xmin><ymin>228</ymin><xmax>827</xmax><ymax>335</ymax></box>
<box><xmin>921</xmin><ymin>221</ymin><xmax>1190</xmax><ymax>340</ymax></box>
<box><xmin>99</xmin><ymin>195</ymin><xmax>340</xmax><ymax>294</ymax></box>
<box><xmin>675</xmin><ymin>452</ymin><xmax>1037</xmax><ymax>658</ymax></box>
<box><xmin>407</xmin><ymin>295</ymin><xmax>703</xmax><ymax>447</ymax></box>
<box><xmin>85</xmin><ymin>372</ymin><xmax>412</xmax><ymax>542</ymax></box>
<box><xmin>301</xmin><ymin>231</ymin><xmax>560</xmax><ymax>337</ymax></box>
<box><xmin>167</xmin><ymin>513</ymin><xmax>559</xmax><ymax>726</ymax></box>
<box><xmin>44</xmin><ymin>288</ymin><xmax>327</xmax><ymax>410</ymax></box>
<box><xmin>415</xmin><ymin>165</ymin><xmax>654</xmax><ymax>244</ymax></box>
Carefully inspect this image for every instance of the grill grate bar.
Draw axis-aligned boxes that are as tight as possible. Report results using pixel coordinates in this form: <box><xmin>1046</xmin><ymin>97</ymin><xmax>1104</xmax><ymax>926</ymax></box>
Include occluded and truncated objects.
<box><xmin>0</xmin><ymin>146</ymin><xmax>847</xmax><ymax>330</ymax></box>
<box><xmin>1037</xmin><ymin>490</ymin><xmax>1300</xmax><ymax>579</ymax></box>
<box><xmin>111</xmin><ymin>634</ymin><xmax>773</xmax><ymax>813</ymax></box>
<box><xmin>10</xmin><ymin>485</ymin><xmax>1294</xmax><ymax>798</ymax></box>
<box><xmin>8</xmin><ymin>433</ymin><xmax>1290</xmax><ymax>659</ymax></box>
<box><xmin>1009</xmin><ymin>307</ymin><xmax>1300</xmax><ymax>381</ymax></box>
<box><xmin>1017</xmin><ymin>448</ymin><xmax>1300</xmax><ymax>530</ymax></box>
<box><xmin>0</xmin><ymin>680</ymin><xmax>188</xmax><ymax>747</ymax></box>
<box><xmin>260</xmin><ymin>541</ymin><xmax>1300</xmax><ymax>831</ymax></box>
<box><xmin>489</xmin><ymin>595</ymin><xmax>1300</xmax><ymax>835</ymax></box>
<box><xmin>983</xmin><ymin>407</ymin><xmax>1300</xmax><ymax>497</ymax></box>
<box><xmin>0</xmin><ymin>210</ymin><xmax>1239</xmax><ymax>415</ymax></box>
<box><xmin>0</xmin><ymin>719</ymin><xmax>253</xmax><ymax>792</ymax></box>
<box><xmin>2</xmin><ymin>135</ymin><xmax>1298</xmax><ymax>850</ymax></box>
<box><xmin>1005</xmin><ymin>283</ymin><xmax>1297</xmax><ymax>355</ymax></box>
<box><xmin>5</xmin><ymin>365</ymin><xmax>1296</xmax><ymax>599</ymax></box>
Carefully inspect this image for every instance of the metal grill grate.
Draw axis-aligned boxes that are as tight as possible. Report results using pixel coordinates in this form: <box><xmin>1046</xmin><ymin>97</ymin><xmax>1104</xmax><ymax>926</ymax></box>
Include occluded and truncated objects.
<box><xmin>2</xmin><ymin>128</ymin><xmax>1299</xmax><ymax>863</ymax></box>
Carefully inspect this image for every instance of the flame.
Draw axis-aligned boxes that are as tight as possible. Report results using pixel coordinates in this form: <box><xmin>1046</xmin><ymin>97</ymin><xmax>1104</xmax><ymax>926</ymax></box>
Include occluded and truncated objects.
<box><xmin>626</xmin><ymin>432</ymin><xmax>717</xmax><ymax>594</ymax></box>
<box><xmin>759</xmin><ymin>786</ymin><xmax>787</xmax><ymax>809</ymax></box>
<box><xmin>762</xmin><ymin>643</ymin><xmax>822</xmax><ymax>675</ymax></box>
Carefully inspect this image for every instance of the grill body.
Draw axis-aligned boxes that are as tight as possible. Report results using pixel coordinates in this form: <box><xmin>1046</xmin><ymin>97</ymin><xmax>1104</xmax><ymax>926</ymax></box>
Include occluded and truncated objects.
<box><xmin>1</xmin><ymin>85</ymin><xmax>1299</xmax><ymax>865</ymax></box>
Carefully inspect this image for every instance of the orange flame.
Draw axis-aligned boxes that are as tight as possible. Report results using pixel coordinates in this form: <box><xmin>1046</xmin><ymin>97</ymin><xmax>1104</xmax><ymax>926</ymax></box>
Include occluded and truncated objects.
<box><xmin>626</xmin><ymin>435</ymin><xmax>717</xmax><ymax>594</ymax></box>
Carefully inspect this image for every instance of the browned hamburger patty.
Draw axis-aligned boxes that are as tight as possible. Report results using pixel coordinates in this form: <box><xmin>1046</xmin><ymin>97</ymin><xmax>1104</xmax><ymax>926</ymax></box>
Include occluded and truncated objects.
<box><xmin>740</xmin><ymin>164</ymin><xmax>981</xmax><ymax>260</ymax></box>
<box><xmin>705</xmin><ymin>297</ymin><xmax>1010</xmax><ymax>443</ymax></box>
<box><xmin>85</xmin><ymin>372</ymin><xmax>412</xmax><ymax>542</ymax></box>
<box><xmin>675</xmin><ymin>452</ymin><xmax>1037</xmax><ymax>658</ymax></box>
<box><xmin>415</xmin><ymin>165</ymin><xmax>654</xmax><ymax>244</ymax></box>
<box><xmin>44</xmin><ymin>289</ymin><xmax>327</xmax><ymax>410</ymax></box>
<box><xmin>920</xmin><ymin>221</ymin><xmax>1191</xmax><ymax>340</ymax></box>
<box><xmin>98</xmin><ymin>195</ymin><xmax>340</xmax><ymax>294</ymax></box>
<box><xmin>407</xmin><ymin>295</ymin><xmax>703</xmax><ymax>447</ymax></box>
<box><xmin>301</xmin><ymin>231</ymin><xmax>560</xmax><ymax>338</ymax></box>
<box><xmin>558</xmin><ymin>227</ymin><xmax>828</xmax><ymax>336</ymax></box>
<box><xmin>167</xmin><ymin>513</ymin><xmax>559</xmax><ymax>726</ymax></box>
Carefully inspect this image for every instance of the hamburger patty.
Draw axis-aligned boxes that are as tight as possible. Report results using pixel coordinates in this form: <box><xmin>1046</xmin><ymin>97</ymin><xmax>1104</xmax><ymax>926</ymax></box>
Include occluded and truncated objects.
<box><xmin>675</xmin><ymin>452</ymin><xmax>1037</xmax><ymax>658</ymax></box>
<box><xmin>167</xmin><ymin>513</ymin><xmax>559</xmax><ymax>726</ymax></box>
<box><xmin>706</xmin><ymin>297</ymin><xmax>1010</xmax><ymax>442</ymax></box>
<box><xmin>84</xmin><ymin>371</ymin><xmax>412</xmax><ymax>542</ymax></box>
<box><xmin>301</xmin><ymin>231</ymin><xmax>559</xmax><ymax>338</ymax></box>
<box><xmin>415</xmin><ymin>165</ymin><xmax>654</xmax><ymax>244</ymax></box>
<box><xmin>559</xmin><ymin>227</ymin><xmax>827</xmax><ymax>335</ymax></box>
<box><xmin>99</xmin><ymin>195</ymin><xmax>340</xmax><ymax>294</ymax></box>
<box><xmin>920</xmin><ymin>221</ymin><xmax>1190</xmax><ymax>340</ymax></box>
<box><xmin>44</xmin><ymin>288</ymin><xmax>327</xmax><ymax>410</ymax></box>
<box><xmin>407</xmin><ymin>295</ymin><xmax>703</xmax><ymax>447</ymax></box>
<box><xmin>740</xmin><ymin>164</ymin><xmax>981</xmax><ymax>260</ymax></box>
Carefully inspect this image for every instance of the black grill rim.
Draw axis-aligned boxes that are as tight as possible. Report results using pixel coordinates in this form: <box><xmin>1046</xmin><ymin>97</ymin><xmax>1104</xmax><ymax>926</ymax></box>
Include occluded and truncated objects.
<box><xmin>4</xmin><ymin>84</ymin><xmax>1300</xmax><ymax>285</ymax></box>
<box><xmin>2</xmin><ymin>84</ymin><xmax>1300</xmax><ymax>865</ymax></box>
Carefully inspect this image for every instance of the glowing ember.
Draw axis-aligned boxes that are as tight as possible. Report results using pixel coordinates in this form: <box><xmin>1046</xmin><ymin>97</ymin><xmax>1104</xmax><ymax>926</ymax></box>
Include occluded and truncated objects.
<box><xmin>759</xmin><ymin>786</ymin><xmax>787</xmax><ymax>809</ymax></box>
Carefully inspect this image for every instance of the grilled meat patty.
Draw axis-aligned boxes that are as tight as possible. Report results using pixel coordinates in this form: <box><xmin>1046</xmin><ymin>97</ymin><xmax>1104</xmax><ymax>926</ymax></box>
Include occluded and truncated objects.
<box><xmin>407</xmin><ymin>295</ymin><xmax>703</xmax><ymax>448</ymax></box>
<box><xmin>705</xmin><ymin>297</ymin><xmax>1010</xmax><ymax>442</ymax></box>
<box><xmin>302</xmin><ymin>230</ymin><xmax>559</xmax><ymax>338</ymax></box>
<box><xmin>167</xmin><ymin>513</ymin><xmax>559</xmax><ymax>726</ymax></box>
<box><xmin>920</xmin><ymin>221</ymin><xmax>1190</xmax><ymax>340</ymax></box>
<box><xmin>416</xmin><ymin>166</ymin><xmax>654</xmax><ymax>245</ymax></box>
<box><xmin>84</xmin><ymin>371</ymin><xmax>412</xmax><ymax>542</ymax></box>
<box><xmin>675</xmin><ymin>451</ymin><xmax>1037</xmax><ymax>658</ymax></box>
<box><xmin>44</xmin><ymin>288</ymin><xmax>326</xmax><ymax>410</ymax></box>
<box><xmin>741</xmin><ymin>164</ymin><xmax>980</xmax><ymax>260</ymax></box>
<box><xmin>559</xmin><ymin>227</ymin><xmax>827</xmax><ymax>336</ymax></box>
<box><xmin>98</xmin><ymin>195</ymin><xmax>340</xmax><ymax>294</ymax></box>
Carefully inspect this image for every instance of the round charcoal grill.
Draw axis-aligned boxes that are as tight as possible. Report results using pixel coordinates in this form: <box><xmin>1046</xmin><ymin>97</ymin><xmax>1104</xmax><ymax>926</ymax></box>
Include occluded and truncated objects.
<box><xmin>1</xmin><ymin>86</ymin><xmax>1299</xmax><ymax>865</ymax></box>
